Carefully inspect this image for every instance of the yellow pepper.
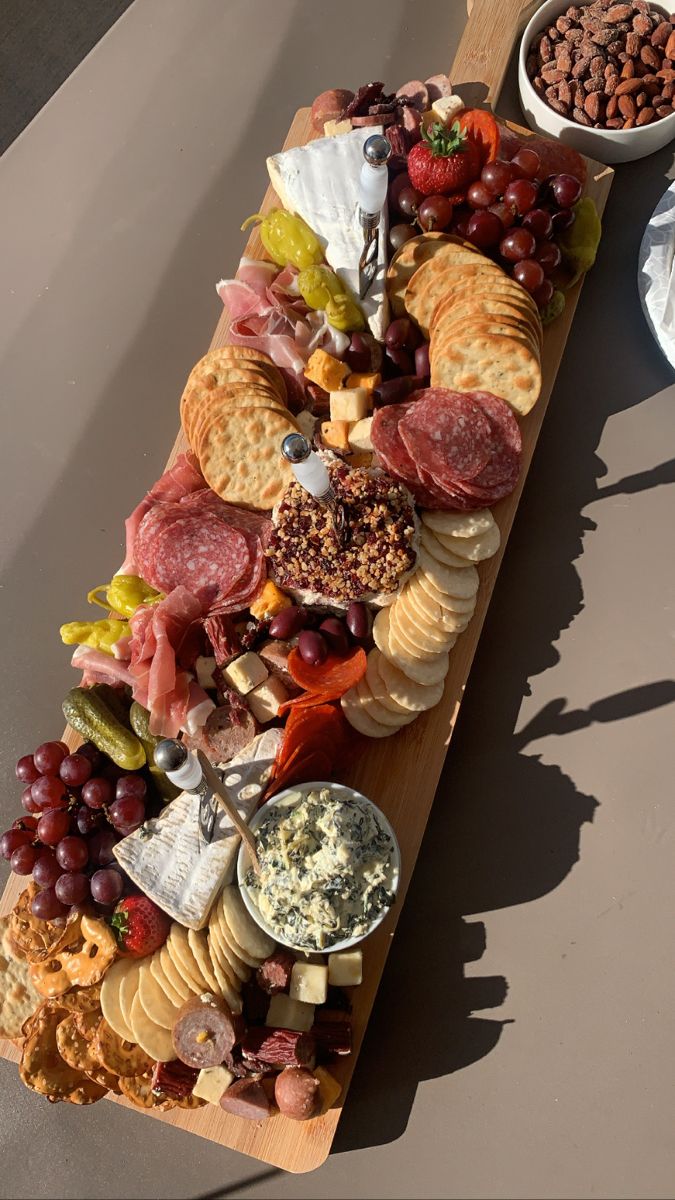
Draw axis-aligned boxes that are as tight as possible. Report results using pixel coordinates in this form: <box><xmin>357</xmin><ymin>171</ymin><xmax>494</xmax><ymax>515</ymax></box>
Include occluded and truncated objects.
<box><xmin>241</xmin><ymin>208</ymin><xmax>323</xmax><ymax>270</ymax></box>
<box><xmin>557</xmin><ymin>197</ymin><xmax>601</xmax><ymax>288</ymax></box>
<box><xmin>60</xmin><ymin>618</ymin><xmax>129</xmax><ymax>656</ymax></box>
<box><xmin>297</xmin><ymin>265</ymin><xmax>365</xmax><ymax>332</ymax></box>
<box><xmin>87</xmin><ymin>575</ymin><xmax>163</xmax><ymax>619</ymax></box>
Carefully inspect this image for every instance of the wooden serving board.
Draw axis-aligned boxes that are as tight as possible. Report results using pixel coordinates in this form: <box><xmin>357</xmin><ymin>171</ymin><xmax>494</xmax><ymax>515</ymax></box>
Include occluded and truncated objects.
<box><xmin>0</xmin><ymin>0</ymin><xmax>614</xmax><ymax>1174</ymax></box>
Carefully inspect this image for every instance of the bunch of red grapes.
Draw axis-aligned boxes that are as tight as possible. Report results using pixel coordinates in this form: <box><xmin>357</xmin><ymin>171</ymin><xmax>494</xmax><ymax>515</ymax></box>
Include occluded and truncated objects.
<box><xmin>389</xmin><ymin>145</ymin><xmax>583</xmax><ymax>310</ymax></box>
<box><xmin>1</xmin><ymin>739</ymin><xmax>148</xmax><ymax>921</ymax></box>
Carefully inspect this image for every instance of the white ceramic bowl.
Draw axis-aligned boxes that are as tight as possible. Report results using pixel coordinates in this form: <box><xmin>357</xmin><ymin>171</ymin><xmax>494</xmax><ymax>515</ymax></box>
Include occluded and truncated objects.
<box><xmin>237</xmin><ymin>781</ymin><xmax>401</xmax><ymax>954</ymax></box>
<box><xmin>518</xmin><ymin>0</ymin><xmax>675</xmax><ymax>163</ymax></box>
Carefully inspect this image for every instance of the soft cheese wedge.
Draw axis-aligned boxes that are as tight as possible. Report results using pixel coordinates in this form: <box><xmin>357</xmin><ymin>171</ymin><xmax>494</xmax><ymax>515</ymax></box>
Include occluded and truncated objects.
<box><xmin>267</xmin><ymin>127</ymin><xmax>389</xmax><ymax>341</ymax></box>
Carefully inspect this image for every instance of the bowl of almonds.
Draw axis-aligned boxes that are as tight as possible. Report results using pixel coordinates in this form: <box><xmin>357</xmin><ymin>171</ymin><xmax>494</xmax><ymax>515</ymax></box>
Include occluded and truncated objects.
<box><xmin>519</xmin><ymin>0</ymin><xmax>675</xmax><ymax>162</ymax></box>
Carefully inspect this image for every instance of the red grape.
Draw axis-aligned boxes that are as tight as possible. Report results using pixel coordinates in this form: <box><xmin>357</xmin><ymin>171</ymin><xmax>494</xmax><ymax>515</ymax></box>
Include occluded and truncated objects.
<box><xmin>551</xmin><ymin>208</ymin><xmax>575</xmax><ymax>233</ymax></box>
<box><xmin>55</xmin><ymin>872</ymin><xmax>90</xmax><ymax>906</ymax></box>
<box><xmin>82</xmin><ymin>776</ymin><xmax>113</xmax><ymax>810</ymax></box>
<box><xmin>16</xmin><ymin>754</ymin><xmax>40</xmax><ymax>784</ymax></box>
<box><xmin>76</xmin><ymin>742</ymin><xmax>103</xmax><ymax>769</ymax></box>
<box><xmin>397</xmin><ymin>186</ymin><xmax>422</xmax><ymax>218</ymax></box>
<box><xmin>31</xmin><ymin>887</ymin><xmax>68</xmax><ymax>921</ymax></box>
<box><xmin>415</xmin><ymin>343</ymin><xmax>430</xmax><ymax>379</ymax></box>
<box><xmin>101</xmin><ymin>761</ymin><xmax>125</xmax><ymax>783</ymax></box>
<box><xmin>388</xmin><ymin>172</ymin><xmax>413</xmax><ymax>216</ymax></box>
<box><xmin>31</xmin><ymin>774</ymin><xmax>68</xmax><ymax>810</ymax></box>
<box><xmin>34</xmin><ymin>741</ymin><xmax>68</xmax><ymax>775</ymax></box>
<box><xmin>21</xmin><ymin>785</ymin><xmax>41</xmax><ymax>815</ymax></box>
<box><xmin>115</xmin><ymin>775</ymin><xmax>147</xmax><ymax>801</ymax></box>
<box><xmin>109</xmin><ymin>795</ymin><xmax>145</xmax><ymax>834</ymax></box>
<box><xmin>75</xmin><ymin>805</ymin><xmax>103</xmax><ymax>837</ymax></box>
<box><xmin>513</xmin><ymin>259</ymin><xmax>545</xmax><ymax>294</ymax></box>
<box><xmin>522</xmin><ymin>207</ymin><xmax>553</xmax><ymax>240</ymax></box>
<box><xmin>499</xmin><ymin>228</ymin><xmax>537</xmax><ymax>263</ymax></box>
<box><xmin>510</xmin><ymin>148</ymin><xmax>541</xmax><ymax>181</ymax></box>
<box><xmin>551</xmin><ymin>173</ymin><xmax>582</xmax><ymax>208</ymax></box>
<box><xmin>532</xmin><ymin>278</ymin><xmax>555</xmax><ymax>307</ymax></box>
<box><xmin>37</xmin><ymin>809</ymin><xmax>71</xmax><ymax>846</ymax></box>
<box><xmin>385</xmin><ymin>318</ymin><xmax>421</xmax><ymax>353</ymax></box>
<box><xmin>59</xmin><ymin>753</ymin><xmax>93</xmax><ymax>788</ymax></box>
<box><xmin>466</xmin><ymin>210</ymin><xmax>503</xmax><ymax>250</ymax></box>
<box><xmin>33</xmin><ymin>850</ymin><xmax>63</xmax><ymax>889</ymax></box>
<box><xmin>0</xmin><ymin>828</ymin><xmax>32</xmax><ymax>860</ymax></box>
<box><xmin>90</xmin><ymin>868</ymin><xmax>124</xmax><ymax>905</ymax></box>
<box><xmin>488</xmin><ymin>201</ymin><xmax>515</xmax><ymax>231</ymax></box>
<box><xmin>88</xmin><ymin>828</ymin><xmax>119</xmax><ymax>866</ymax></box>
<box><xmin>481</xmin><ymin>159</ymin><xmax>512</xmax><ymax>195</ymax></box>
<box><xmin>56</xmin><ymin>836</ymin><xmax>89</xmax><ymax>871</ymax></box>
<box><xmin>535</xmin><ymin>240</ymin><xmax>562</xmax><ymax>274</ymax></box>
<box><xmin>389</xmin><ymin>223</ymin><xmax>415</xmax><ymax>252</ymax></box>
<box><xmin>418</xmin><ymin>194</ymin><xmax>453</xmax><ymax>231</ymax></box>
<box><xmin>10</xmin><ymin>844</ymin><xmax>38</xmax><ymax>875</ymax></box>
<box><xmin>13</xmin><ymin>815</ymin><xmax>38</xmax><ymax>832</ymax></box>
<box><xmin>503</xmin><ymin>179</ymin><xmax>539</xmax><ymax>216</ymax></box>
<box><xmin>466</xmin><ymin>180</ymin><xmax>497</xmax><ymax>210</ymax></box>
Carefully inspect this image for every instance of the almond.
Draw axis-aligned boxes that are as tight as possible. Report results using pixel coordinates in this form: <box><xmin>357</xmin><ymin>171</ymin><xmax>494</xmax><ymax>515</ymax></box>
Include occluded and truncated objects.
<box><xmin>666</xmin><ymin>31</ymin><xmax>675</xmax><ymax>59</ymax></box>
<box><xmin>606</xmin><ymin>93</ymin><xmax>619</xmax><ymax>117</ymax></box>
<box><xmin>606</xmin><ymin>4</ymin><xmax>633</xmax><ymax>22</ymax></box>
<box><xmin>621</xmin><ymin>59</ymin><xmax>636</xmax><ymax>79</ymax></box>
<box><xmin>652</xmin><ymin>21</ymin><xmax>673</xmax><ymax>49</ymax></box>
<box><xmin>640</xmin><ymin>44</ymin><xmax>661</xmax><ymax>70</ymax></box>
<box><xmin>636</xmin><ymin>105</ymin><xmax>655</xmax><ymax>124</ymax></box>
<box><xmin>618</xmin><ymin>93</ymin><xmax>637</xmax><ymax>119</ymax></box>
<box><xmin>615</xmin><ymin>76</ymin><xmax>643</xmax><ymax>94</ymax></box>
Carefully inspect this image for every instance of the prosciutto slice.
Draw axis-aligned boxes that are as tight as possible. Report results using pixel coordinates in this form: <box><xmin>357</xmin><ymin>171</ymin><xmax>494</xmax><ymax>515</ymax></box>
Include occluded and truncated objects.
<box><xmin>71</xmin><ymin>646</ymin><xmax>136</xmax><ymax>690</ymax></box>
<box><xmin>128</xmin><ymin>587</ymin><xmax>204</xmax><ymax>736</ymax></box>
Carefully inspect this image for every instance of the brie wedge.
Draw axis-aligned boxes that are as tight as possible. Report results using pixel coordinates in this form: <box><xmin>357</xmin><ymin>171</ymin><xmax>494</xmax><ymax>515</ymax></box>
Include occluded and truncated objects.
<box><xmin>267</xmin><ymin>128</ymin><xmax>389</xmax><ymax>341</ymax></box>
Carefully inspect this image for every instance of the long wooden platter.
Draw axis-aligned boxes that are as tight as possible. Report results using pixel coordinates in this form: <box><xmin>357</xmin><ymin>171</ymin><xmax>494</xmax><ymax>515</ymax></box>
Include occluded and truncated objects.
<box><xmin>0</xmin><ymin>0</ymin><xmax>614</xmax><ymax>1174</ymax></box>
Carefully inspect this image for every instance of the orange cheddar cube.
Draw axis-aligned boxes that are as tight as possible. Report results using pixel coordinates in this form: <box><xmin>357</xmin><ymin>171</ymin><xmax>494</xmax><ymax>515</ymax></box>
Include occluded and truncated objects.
<box><xmin>346</xmin><ymin>372</ymin><xmax>381</xmax><ymax>391</ymax></box>
<box><xmin>304</xmin><ymin>349</ymin><xmax>350</xmax><ymax>392</ymax></box>
<box><xmin>320</xmin><ymin>420</ymin><xmax>351</xmax><ymax>453</ymax></box>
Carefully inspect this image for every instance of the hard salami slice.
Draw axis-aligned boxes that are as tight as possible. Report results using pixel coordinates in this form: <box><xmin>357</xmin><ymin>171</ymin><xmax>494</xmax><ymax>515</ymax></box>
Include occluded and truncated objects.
<box><xmin>146</xmin><ymin>512</ymin><xmax>250</xmax><ymax>609</ymax></box>
<box><xmin>455</xmin><ymin>391</ymin><xmax>521</xmax><ymax>490</ymax></box>
<box><xmin>209</xmin><ymin>532</ymin><xmax>266</xmax><ymax>615</ymax></box>
<box><xmin>371</xmin><ymin>404</ymin><xmax>441</xmax><ymax>507</ymax></box>
<box><xmin>398</xmin><ymin>390</ymin><xmax>492</xmax><ymax>485</ymax></box>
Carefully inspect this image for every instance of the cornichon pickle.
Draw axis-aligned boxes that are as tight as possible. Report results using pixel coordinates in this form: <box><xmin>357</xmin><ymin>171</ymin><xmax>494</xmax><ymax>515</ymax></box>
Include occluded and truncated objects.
<box><xmin>62</xmin><ymin>687</ymin><xmax>146</xmax><ymax>771</ymax></box>
<box><xmin>129</xmin><ymin>701</ymin><xmax>179</xmax><ymax>801</ymax></box>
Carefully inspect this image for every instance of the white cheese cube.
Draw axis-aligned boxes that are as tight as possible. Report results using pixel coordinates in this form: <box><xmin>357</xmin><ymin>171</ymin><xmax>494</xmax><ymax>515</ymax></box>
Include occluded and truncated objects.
<box><xmin>328</xmin><ymin>949</ymin><xmax>363</xmax><ymax>987</ymax></box>
<box><xmin>348</xmin><ymin>416</ymin><xmax>373</xmax><ymax>452</ymax></box>
<box><xmin>195</xmin><ymin>655</ymin><xmax>217</xmax><ymax>690</ymax></box>
<box><xmin>247</xmin><ymin>675</ymin><xmax>288</xmax><ymax>724</ymax></box>
<box><xmin>324</xmin><ymin>118</ymin><xmax>353</xmax><ymax>137</ymax></box>
<box><xmin>266</xmin><ymin>993</ymin><xmax>315</xmax><ymax>1032</ymax></box>
<box><xmin>330</xmin><ymin>387</ymin><xmax>370</xmax><ymax>423</ymax></box>
<box><xmin>222</xmin><ymin>652</ymin><xmax>268</xmax><ymax>696</ymax></box>
<box><xmin>295</xmin><ymin>409</ymin><xmax>317</xmax><ymax>441</ymax></box>
<box><xmin>192</xmin><ymin>1065</ymin><xmax>234</xmax><ymax>1105</ymax></box>
<box><xmin>431</xmin><ymin>95</ymin><xmax>464</xmax><ymax>125</ymax></box>
<box><xmin>290</xmin><ymin>961</ymin><xmax>328</xmax><ymax>1006</ymax></box>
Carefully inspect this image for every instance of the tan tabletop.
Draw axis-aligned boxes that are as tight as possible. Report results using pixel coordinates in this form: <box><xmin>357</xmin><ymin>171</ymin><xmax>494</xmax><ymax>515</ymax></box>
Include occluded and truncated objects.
<box><xmin>1</xmin><ymin>2</ymin><xmax>674</xmax><ymax>1196</ymax></box>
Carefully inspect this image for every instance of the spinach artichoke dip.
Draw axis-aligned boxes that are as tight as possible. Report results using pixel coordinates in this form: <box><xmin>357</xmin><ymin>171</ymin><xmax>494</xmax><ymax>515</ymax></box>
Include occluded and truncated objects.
<box><xmin>245</xmin><ymin>788</ymin><xmax>397</xmax><ymax>950</ymax></box>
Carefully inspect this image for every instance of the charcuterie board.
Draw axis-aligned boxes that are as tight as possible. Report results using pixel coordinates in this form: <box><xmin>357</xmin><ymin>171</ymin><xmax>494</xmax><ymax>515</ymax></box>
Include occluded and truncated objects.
<box><xmin>0</xmin><ymin>0</ymin><xmax>613</xmax><ymax>1175</ymax></box>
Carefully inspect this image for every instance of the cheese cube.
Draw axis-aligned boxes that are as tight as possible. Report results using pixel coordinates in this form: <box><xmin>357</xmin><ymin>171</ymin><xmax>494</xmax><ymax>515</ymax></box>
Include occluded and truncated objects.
<box><xmin>195</xmin><ymin>655</ymin><xmax>217</xmax><ymax>690</ymax></box>
<box><xmin>315</xmin><ymin>1066</ymin><xmax>343</xmax><ymax>1113</ymax></box>
<box><xmin>431</xmin><ymin>95</ymin><xmax>464</xmax><ymax>125</ymax></box>
<box><xmin>304</xmin><ymin>348</ymin><xmax>349</xmax><ymax>392</ymax></box>
<box><xmin>295</xmin><ymin>409</ymin><xmax>317</xmax><ymax>441</ymax></box>
<box><xmin>348</xmin><ymin>416</ymin><xmax>373</xmax><ymax>452</ymax></box>
<box><xmin>193</xmin><ymin>1065</ymin><xmax>234</xmax><ymax>1105</ymax></box>
<box><xmin>247</xmin><ymin>675</ymin><xmax>288</xmax><ymax>724</ymax></box>
<box><xmin>222</xmin><ymin>652</ymin><xmax>268</xmax><ymax>696</ymax></box>
<box><xmin>290</xmin><ymin>961</ymin><xmax>328</xmax><ymax>1006</ymax></box>
<box><xmin>266</xmin><ymin>993</ymin><xmax>315</xmax><ymax>1032</ymax></box>
<box><xmin>328</xmin><ymin>949</ymin><xmax>363</xmax><ymax>987</ymax></box>
<box><xmin>320</xmin><ymin>420</ymin><xmax>351</xmax><ymax>453</ymax></box>
<box><xmin>324</xmin><ymin>119</ymin><xmax>353</xmax><ymax>137</ymax></box>
<box><xmin>346</xmin><ymin>372</ymin><xmax>381</xmax><ymax>392</ymax></box>
<box><xmin>329</xmin><ymin>387</ymin><xmax>371</xmax><ymax>422</ymax></box>
<box><xmin>249</xmin><ymin>580</ymin><xmax>291</xmax><ymax>622</ymax></box>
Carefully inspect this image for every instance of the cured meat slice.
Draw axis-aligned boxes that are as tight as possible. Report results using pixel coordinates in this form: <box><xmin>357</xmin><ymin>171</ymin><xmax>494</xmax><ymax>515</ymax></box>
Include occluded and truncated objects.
<box><xmin>141</xmin><ymin>511</ymin><xmax>251</xmax><ymax>611</ymax></box>
<box><xmin>417</xmin><ymin>465</ymin><xmax>483</xmax><ymax>511</ymax></box>
<box><xmin>128</xmin><ymin>587</ymin><xmax>204</xmax><ymax>736</ymax></box>
<box><xmin>282</xmin><ymin>647</ymin><xmax>367</xmax><ymax>705</ymax></box>
<box><xmin>467</xmin><ymin>391</ymin><xmax>522</xmax><ymax>489</ymax></box>
<box><xmin>371</xmin><ymin>404</ymin><xmax>440</xmax><ymax>507</ymax></box>
<box><xmin>121</xmin><ymin>453</ymin><xmax>205</xmax><ymax>574</ymax></box>
<box><xmin>398</xmin><ymin>390</ymin><xmax>492</xmax><ymax>486</ymax></box>
<box><xmin>203</xmin><ymin>614</ymin><xmax>240</xmax><ymax>664</ymax></box>
<box><xmin>208</xmin><ymin>533</ymin><xmax>266</xmax><ymax>616</ymax></box>
<box><xmin>498</xmin><ymin>126</ymin><xmax>587</xmax><ymax>187</ymax></box>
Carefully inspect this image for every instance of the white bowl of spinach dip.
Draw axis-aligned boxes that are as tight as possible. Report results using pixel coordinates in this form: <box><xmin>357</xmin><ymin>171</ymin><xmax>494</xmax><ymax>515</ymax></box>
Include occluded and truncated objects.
<box><xmin>237</xmin><ymin>782</ymin><xmax>400</xmax><ymax>953</ymax></box>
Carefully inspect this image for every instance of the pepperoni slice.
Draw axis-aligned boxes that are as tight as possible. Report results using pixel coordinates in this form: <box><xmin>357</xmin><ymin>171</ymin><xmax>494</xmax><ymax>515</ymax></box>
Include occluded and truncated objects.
<box><xmin>398</xmin><ymin>390</ymin><xmax>492</xmax><ymax>486</ymax></box>
<box><xmin>285</xmin><ymin>647</ymin><xmax>367</xmax><ymax>699</ymax></box>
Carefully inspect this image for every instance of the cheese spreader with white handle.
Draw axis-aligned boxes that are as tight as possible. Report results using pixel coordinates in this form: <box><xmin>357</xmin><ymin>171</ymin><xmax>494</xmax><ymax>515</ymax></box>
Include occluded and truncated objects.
<box><xmin>358</xmin><ymin>134</ymin><xmax>391</xmax><ymax>299</ymax></box>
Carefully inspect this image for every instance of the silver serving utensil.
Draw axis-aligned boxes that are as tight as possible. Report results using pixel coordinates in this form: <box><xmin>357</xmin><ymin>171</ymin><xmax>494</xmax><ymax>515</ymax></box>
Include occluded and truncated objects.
<box><xmin>281</xmin><ymin>433</ymin><xmax>349</xmax><ymax>547</ymax></box>
<box><xmin>357</xmin><ymin>134</ymin><xmax>391</xmax><ymax>299</ymax></box>
<box><xmin>154</xmin><ymin>738</ymin><xmax>218</xmax><ymax>846</ymax></box>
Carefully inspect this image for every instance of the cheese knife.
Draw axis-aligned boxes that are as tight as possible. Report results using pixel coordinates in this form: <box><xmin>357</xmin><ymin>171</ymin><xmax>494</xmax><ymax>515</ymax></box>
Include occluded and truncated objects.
<box><xmin>357</xmin><ymin>134</ymin><xmax>391</xmax><ymax>299</ymax></box>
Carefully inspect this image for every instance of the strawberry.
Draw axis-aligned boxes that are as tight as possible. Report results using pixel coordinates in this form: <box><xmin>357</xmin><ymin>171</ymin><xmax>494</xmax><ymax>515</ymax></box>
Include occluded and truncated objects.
<box><xmin>407</xmin><ymin>120</ymin><xmax>482</xmax><ymax>198</ymax></box>
<box><xmin>110</xmin><ymin>895</ymin><xmax>171</xmax><ymax>958</ymax></box>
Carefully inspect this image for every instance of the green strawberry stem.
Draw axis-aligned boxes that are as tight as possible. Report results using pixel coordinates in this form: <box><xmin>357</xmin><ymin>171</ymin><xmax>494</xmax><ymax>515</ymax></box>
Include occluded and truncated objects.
<box><xmin>110</xmin><ymin>911</ymin><xmax>129</xmax><ymax>944</ymax></box>
<box><xmin>422</xmin><ymin>120</ymin><xmax>468</xmax><ymax>158</ymax></box>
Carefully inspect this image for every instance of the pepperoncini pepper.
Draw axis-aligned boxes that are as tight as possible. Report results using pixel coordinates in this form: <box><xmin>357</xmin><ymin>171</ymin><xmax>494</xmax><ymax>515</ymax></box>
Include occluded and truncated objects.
<box><xmin>87</xmin><ymin>575</ymin><xmax>163</xmax><ymax>620</ymax></box>
<box><xmin>556</xmin><ymin>197</ymin><xmax>601</xmax><ymax>288</ymax></box>
<box><xmin>241</xmin><ymin>209</ymin><xmax>323</xmax><ymax>270</ymax></box>
<box><xmin>60</xmin><ymin>618</ymin><xmax>129</xmax><ymax>656</ymax></box>
<box><xmin>297</xmin><ymin>265</ymin><xmax>365</xmax><ymax>332</ymax></box>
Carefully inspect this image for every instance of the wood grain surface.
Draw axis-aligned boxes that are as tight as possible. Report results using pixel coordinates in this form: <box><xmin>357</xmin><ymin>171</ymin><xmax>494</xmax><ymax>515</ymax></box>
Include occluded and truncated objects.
<box><xmin>0</xmin><ymin>12</ymin><xmax>614</xmax><ymax>1174</ymax></box>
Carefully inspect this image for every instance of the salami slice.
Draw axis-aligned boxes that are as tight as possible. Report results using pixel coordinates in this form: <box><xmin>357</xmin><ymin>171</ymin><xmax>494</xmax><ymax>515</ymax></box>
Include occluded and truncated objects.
<box><xmin>399</xmin><ymin>389</ymin><xmax>492</xmax><ymax>486</ymax></box>
<box><xmin>498</xmin><ymin>126</ymin><xmax>587</xmax><ymax>188</ymax></box>
<box><xmin>147</xmin><ymin>512</ymin><xmax>250</xmax><ymax>609</ymax></box>
<box><xmin>371</xmin><ymin>404</ymin><xmax>439</xmax><ymax>506</ymax></box>
<box><xmin>209</xmin><ymin>533</ymin><xmax>266</xmax><ymax>614</ymax></box>
<box><xmin>461</xmin><ymin>391</ymin><xmax>522</xmax><ymax>490</ymax></box>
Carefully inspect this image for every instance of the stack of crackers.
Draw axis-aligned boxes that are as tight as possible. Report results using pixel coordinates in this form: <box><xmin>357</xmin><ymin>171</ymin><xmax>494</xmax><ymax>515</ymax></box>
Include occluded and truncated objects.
<box><xmin>387</xmin><ymin>233</ymin><xmax>543</xmax><ymax>417</ymax></box>
<box><xmin>180</xmin><ymin>346</ymin><xmax>300</xmax><ymax>510</ymax></box>
<box><xmin>341</xmin><ymin>509</ymin><xmax>500</xmax><ymax>737</ymax></box>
